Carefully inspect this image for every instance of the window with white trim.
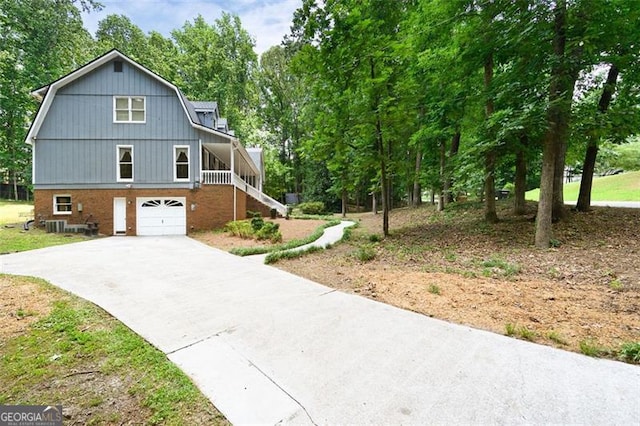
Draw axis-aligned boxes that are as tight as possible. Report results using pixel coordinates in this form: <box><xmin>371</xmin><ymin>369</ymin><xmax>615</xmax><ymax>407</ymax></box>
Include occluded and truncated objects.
<box><xmin>114</xmin><ymin>96</ymin><xmax>145</xmax><ymax>123</ymax></box>
<box><xmin>174</xmin><ymin>146</ymin><xmax>190</xmax><ymax>181</ymax></box>
<box><xmin>54</xmin><ymin>195</ymin><xmax>72</xmax><ymax>215</ymax></box>
<box><xmin>117</xmin><ymin>145</ymin><xmax>133</xmax><ymax>181</ymax></box>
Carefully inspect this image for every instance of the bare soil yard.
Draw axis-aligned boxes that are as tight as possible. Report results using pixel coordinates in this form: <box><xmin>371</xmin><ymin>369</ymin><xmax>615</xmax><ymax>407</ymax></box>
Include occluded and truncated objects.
<box><xmin>199</xmin><ymin>202</ymin><xmax>640</xmax><ymax>360</ymax></box>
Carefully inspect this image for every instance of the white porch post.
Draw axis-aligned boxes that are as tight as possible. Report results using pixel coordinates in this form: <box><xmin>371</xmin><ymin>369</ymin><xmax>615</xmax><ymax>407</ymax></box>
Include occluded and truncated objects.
<box><xmin>198</xmin><ymin>139</ymin><xmax>202</xmax><ymax>184</ymax></box>
<box><xmin>231</xmin><ymin>140</ymin><xmax>236</xmax><ymax>221</ymax></box>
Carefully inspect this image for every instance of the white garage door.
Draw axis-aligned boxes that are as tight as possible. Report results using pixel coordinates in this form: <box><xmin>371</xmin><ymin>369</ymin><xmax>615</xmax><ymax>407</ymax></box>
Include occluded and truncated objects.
<box><xmin>136</xmin><ymin>197</ymin><xmax>186</xmax><ymax>236</ymax></box>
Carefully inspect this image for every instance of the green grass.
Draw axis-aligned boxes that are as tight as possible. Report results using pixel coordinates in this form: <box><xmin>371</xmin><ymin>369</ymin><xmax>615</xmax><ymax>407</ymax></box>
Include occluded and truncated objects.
<box><xmin>481</xmin><ymin>256</ymin><xmax>521</xmax><ymax>278</ymax></box>
<box><xmin>0</xmin><ymin>199</ymin><xmax>34</xmax><ymax>225</ymax></box>
<box><xmin>0</xmin><ymin>227</ymin><xmax>88</xmax><ymax>254</ymax></box>
<box><xmin>547</xmin><ymin>330</ymin><xmax>568</xmax><ymax>346</ymax></box>
<box><xmin>619</xmin><ymin>342</ymin><xmax>640</xmax><ymax>363</ymax></box>
<box><xmin>0</xmin><ymin>275</ymin><xmax>226</xmax><ymax>424</ymax></box>
<box><xmin>428</xmin><ymin>284</ymin><xmax>441</xmax><ymax>295</ymax></box>
<box><xmin>264</xmin><ymin>245</ymin><xmax>323</xmax><ymax>264</ymax></box>
<box><xmin>526</xmin><ymin>171</ymin><xmax>640</xmax><ymax>202</ymax></box>
<box><xmin>579</xmin><ymin>339</ymin><xmax>606</xmax><ymax>357</ymax></box>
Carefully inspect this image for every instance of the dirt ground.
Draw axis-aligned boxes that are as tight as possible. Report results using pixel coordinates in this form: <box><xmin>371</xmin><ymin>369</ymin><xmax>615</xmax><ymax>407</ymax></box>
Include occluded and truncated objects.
<box><xmin>0</xmin><ymin>275</ymin><xmax>55</xmax><ymax>342</ymax></box>
<box><xmin>199</xmin><ymin>203</ymin><xmax>640</xmax><ymax>359</ymax></box>
<box><xmin>193</xmin><ymin>218</ymin><xmax>327</xmax><ymax>250</ymax></box>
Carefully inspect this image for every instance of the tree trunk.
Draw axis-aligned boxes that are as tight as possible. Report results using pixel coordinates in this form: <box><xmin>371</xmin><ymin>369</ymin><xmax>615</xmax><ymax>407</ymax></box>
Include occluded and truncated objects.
<box><xmin>576</xmin><ymin>143</ymin><xmax>598</xmax><ymax>211</ymax></box>
<box><xmin>536</xmin><ymin>137</ymin><xmax>556</xmax><ymax>248</ymax></box>
<box><xmin>12</xmin><ymin>172</ymin><xmax>19</xmax><ymax>201</ymax></box>
<box><xmin>535</xmin><ymin>0</ymin><xmax>579</xmax><ymax>247</ymax></box>
<box><xmin>370</xmin><ymin>58</ymin><xmax>389</xmax><ymax>235</ymax></box>
<box><xmin>438</xmin><ymin>140</ymin><xmax>446</xmax><ymax>212</ymax></box>
<box><xmin>341</xmin><ymin>188</ymin><xmax>347</xmax><ymax>218</ymax></box>
<box><xmin>380</xmin><ymin>158</ymin><xmax>389</xmax><ymax>235</ymax></box>
<box><xmin>514</xmin><ymin>135</ymin><xmax>528</xmax><ymax>215</ymax></box>
<box><xmin>372</xmin><ymin>191</ymin><xmax>378</xmax><ymax>214</ymax></box>
<box><xmin>412</xmin><ymin>149</ymin><xmax>422</xmax><ymax>207</ymax></box>
<box><xmin>552</xmin><ymin>139</ymin><xmax>567</xmax><ymax>221</ymax></box>
<box><xmin>446</xmin><ymin>131</ymin><xmax>461</xmax><ymax>203</ymax></box>
<box><xmin>484</xmin><ymin>150</ymin><xmax>499</xmax><ymax>222</ymax></box>
<box><xmin>484</xmin><ymin>51</ymin><xmax>498</xmax><ymax>223</ymax></box>
<box><xmin>576</xmin><ymin>64</ymin><xmax>619</xmax><ymax>212</ymax></box>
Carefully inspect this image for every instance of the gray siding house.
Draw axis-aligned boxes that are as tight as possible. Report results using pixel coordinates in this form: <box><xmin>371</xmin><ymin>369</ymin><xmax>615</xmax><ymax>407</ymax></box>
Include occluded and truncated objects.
<box><xmin>26</xmin><ymin>49</ymin><xmax>284</xmax><ymax>236</ymax></box>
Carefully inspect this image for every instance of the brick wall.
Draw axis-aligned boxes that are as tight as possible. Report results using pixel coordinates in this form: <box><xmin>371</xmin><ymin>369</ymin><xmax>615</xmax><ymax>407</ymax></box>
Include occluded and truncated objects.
<box><xmin>34</xmin><ymin>185</ymin><xmax>259</xmax><ymax>235</ymax></box>
<box><xmin>246</xmin><ymin>195</ymin><xmax>273</xmax><ymax>217</ymax></box>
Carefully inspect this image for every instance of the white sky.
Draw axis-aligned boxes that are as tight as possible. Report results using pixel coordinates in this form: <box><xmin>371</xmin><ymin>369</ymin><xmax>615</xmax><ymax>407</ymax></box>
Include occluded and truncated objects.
<box><xmin>81</xmin><ymin>0</ymin><xmax>302</xmax><ymax>55</ymax></box>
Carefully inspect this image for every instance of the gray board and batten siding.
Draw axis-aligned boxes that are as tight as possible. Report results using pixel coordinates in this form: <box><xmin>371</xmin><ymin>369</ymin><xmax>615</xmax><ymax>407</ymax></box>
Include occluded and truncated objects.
<box><xmin>33</xmin><ymin>59</ymin><xmax>209</xmax><ymax>189</ymax></box>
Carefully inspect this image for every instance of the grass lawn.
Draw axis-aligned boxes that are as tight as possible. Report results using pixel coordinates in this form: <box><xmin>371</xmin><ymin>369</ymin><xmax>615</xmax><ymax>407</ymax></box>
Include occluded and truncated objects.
<box><xmin>0</xmin><ymin>227</ymin><xmax>88</xmax><ymax>254</ymax></box>
<box><xmin>0</xmin><ymin>275</ymin><xmax>227</xmax><ymax>424</ymax></box>
<box><xmin>526</xmin><ymin>170</ymin><xmax>640</xmax><ymax>201</ymax></box>
<box><xmin>0</xmin><ymin>199</ymin><xmax>34</xmax><ymax>225</ymax></box>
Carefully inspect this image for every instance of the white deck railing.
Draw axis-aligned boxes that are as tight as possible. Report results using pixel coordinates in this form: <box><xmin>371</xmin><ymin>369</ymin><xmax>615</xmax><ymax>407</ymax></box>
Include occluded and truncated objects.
<box><xmin>201</xmin><ymin>170</ymin><xmax>232</xmax><ymax>185</ymax></box>
<box><xmin>200</xmin><ymin>170</ymin><xmax>288</xmax><ymax>216</ymax></box>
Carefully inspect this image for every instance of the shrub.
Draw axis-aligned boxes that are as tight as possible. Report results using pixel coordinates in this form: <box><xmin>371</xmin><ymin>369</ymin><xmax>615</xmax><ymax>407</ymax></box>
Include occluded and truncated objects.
<box><xmin>619</xmin><ymin>342</ymin><xmax>640</xmax><ymax>363</ymax></box>
<box><xmin>251</xmin><ymin>216</ymin><xmax>265</xmax><ymax>231</ymax></box>
<box><xmin>298</xmin><ymin>201</ymin><xmax>326</xmax><ymax>215</ymax></box>
<box><xmin>256</xmin><ymin>222</ymin><xmax>282</xmax><ymax>243</ymax></box>
<box><xmin>353</xmin><ymin>244</ymin><xmax>376</xmax><ymax>262</ymax></box>
<box><xmin>246</xmin><ymin>210</ymin><xmax>262</xmax><ymax>218</ymax></box>
<box><xmin>224</xmin><ymin>220</ymin><xmax>253</xmax><ymax>239</ymax></box>
<box><xmin>368</xmin><ymin>233</ymin><xmax>382</xmax><ymax>243</ymax></box>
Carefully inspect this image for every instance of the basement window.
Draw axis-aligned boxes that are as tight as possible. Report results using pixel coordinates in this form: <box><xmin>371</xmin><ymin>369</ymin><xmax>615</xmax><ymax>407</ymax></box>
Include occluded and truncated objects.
<box><xmin>54</xmin><ymin>195</ymin><xmax>72</xmax><ymax>215</ymax></box>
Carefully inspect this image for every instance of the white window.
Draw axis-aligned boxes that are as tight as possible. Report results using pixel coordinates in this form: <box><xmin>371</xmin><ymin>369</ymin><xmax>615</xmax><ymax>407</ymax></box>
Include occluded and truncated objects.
<box><xmin>54</xmin><ymin>195</ymin><xmax>72</xmax><ymax>215</ymax></box>
<box><xmin>117</xmin><ymin>145</ymin><xmax>134</xmax><ymax>181</ymax></box>
<box><xmin>113</xmin><ymin>96</ymin><xmax>145</xmax><ymax>123</ymax></box>
<box><xmin>174</xmin><ymin>146</ymin><xmax>190</xmax><ymax>181</ymax></box>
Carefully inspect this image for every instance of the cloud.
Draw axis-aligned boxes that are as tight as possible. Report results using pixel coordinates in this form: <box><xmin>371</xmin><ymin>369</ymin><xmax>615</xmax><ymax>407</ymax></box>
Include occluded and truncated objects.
<box><xmin>81</xmin><ymin>0</ymin><xmax>301</xmax><ymax>54</ymax></box>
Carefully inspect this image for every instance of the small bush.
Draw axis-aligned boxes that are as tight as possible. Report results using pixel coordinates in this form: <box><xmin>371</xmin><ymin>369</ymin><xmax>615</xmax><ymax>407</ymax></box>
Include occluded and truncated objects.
<box><xmin>579</xmin><ymin>339</ymin><xmax>604</xmax><ymax>357</ymax></box>
<box><xmin>224</xmin><ymin>220</ymin><xmax>253</xmax><ymax>239</ymax></box>
<box><xmin>619</xmin><ymin>342</ymin><xmax>640</xmax><ymax>363</ymax></box>
<box><xmin>246</xmin><ymin>210</ymin><xmax>262</xmax><ymax>218</ymax></box>
<box><xmin>251</xmin><ymin>216</ymin><xmax>265</xmax><ymax>231</ymax></box>
<box><xmin>481</xmin><ymin>256</ymin><xmax>520</xmax><ymax>277</ymax></box>
<box><xmin>368</xmin><ymin>233</ymin><xmax>382</xmax><ymax>243</ymax></box>
<box><xmin>298</xmin><ymin>201</ymin><xmax>326</xmax><ymax>215</ymax></box>
<box><xmin>428</xmin><ymin>284</ymin><xmax>441</xmax><ymax>295</ymax></box>
<box><xmin>505</xmin><ymin>323</ymin><xmax>516</xmax><ymax>336</ymax></box>
<box><xmin>256</xmin><ymin>222</ymin><xmax>282</xmax><ymax>243</ymax></box>
<box><xmin>609</xmin><ymin>279</ymin><xmax>624</xmax><ymax>291</ymax></box>
<box><xmin>546</xmin><ymin>330</ymin><xmax>568</xmax><ymax>345</ymax></box>
<box><xmin>518</xmin><ymin>326</ymin><xmax>536</xmax><ymax>341</ymax></box>
<box><xmin>353</xmin><ymin>244</ymin><xmax>376</xmax><ymax>262</ymax></box>
<box><xmin>341</xmin><ymin>226</ymin><xmax>353</xmax><ymax>241</ymax></box>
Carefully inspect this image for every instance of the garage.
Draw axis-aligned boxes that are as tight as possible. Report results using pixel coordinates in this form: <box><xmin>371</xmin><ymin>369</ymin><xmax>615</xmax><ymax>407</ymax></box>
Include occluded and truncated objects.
<box><xmin>136</xmin><ymin>197</ymin><xmax>187</xmax><ymax>236</ymax></box>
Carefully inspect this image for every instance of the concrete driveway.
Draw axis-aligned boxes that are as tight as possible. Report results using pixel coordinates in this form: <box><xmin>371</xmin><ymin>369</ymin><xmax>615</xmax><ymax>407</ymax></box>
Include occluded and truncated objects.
<box><xmin>1</xmin><ymin>237</ymin><xmax>638</xmax><ymax>424</ymax></box>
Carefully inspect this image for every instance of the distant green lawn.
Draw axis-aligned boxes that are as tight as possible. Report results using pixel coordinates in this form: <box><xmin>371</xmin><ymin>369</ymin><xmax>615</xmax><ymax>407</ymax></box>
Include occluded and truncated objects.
<box><xmin>526</xmin><ymin>171</ymin><xmax>640</xmax><ymax>202</ymax></box>
<box><xmin>0</xmin><ymin>199</ymin><xmax>34</xmax><ymax>225</ymax></box>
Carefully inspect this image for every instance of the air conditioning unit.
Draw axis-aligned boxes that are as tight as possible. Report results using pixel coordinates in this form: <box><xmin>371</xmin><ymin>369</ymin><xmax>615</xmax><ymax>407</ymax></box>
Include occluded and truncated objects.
<box><xmin>45</xmin><ymin>220</ymin><xmax>67</xmax><ymax>233</ymax></box>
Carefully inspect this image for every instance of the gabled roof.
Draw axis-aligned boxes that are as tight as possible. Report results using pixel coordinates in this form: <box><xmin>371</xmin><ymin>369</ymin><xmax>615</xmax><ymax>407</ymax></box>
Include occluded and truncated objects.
<box><xmin>26</xmin><ymin>49</ymin><xmax>238</xmax><ymax>146</ymax></box>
